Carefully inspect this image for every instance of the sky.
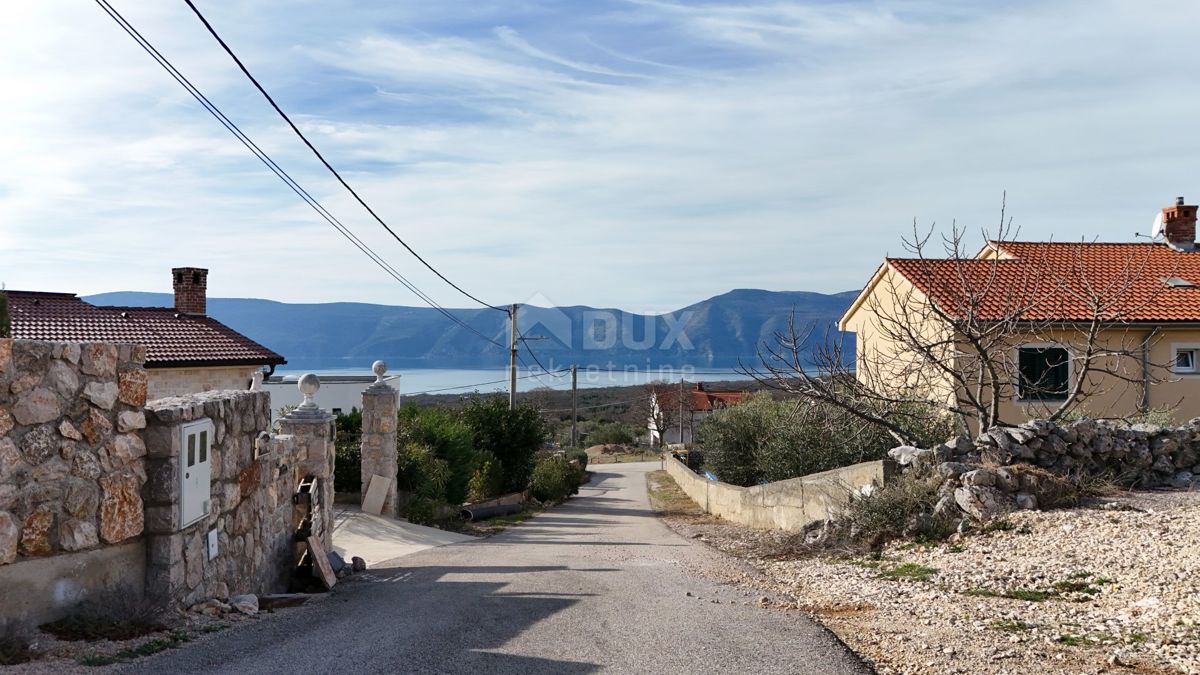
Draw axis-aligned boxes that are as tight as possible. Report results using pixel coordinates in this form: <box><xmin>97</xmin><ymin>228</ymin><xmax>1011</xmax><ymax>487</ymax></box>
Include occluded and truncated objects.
<box><xmin>3</xmin><ymin>1</ymin><xmax>1200</xmax><ymax>315</ymax></box>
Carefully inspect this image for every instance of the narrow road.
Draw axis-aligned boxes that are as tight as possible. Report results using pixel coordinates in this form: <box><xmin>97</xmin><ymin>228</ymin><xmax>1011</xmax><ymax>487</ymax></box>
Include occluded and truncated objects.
<box><xmin>129</xmin><ymin>462</ymin><xmax>869</xmax><ymax>674</ymax></box>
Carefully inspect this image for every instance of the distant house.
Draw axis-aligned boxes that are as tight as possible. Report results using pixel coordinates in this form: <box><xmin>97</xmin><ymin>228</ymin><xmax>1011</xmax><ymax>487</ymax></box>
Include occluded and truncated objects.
<box><xmin>8</xmin><ymin>267</ymin><xmax>285</xmax><ymax>400</ymax></box>
<box><xmin>649</xmin><ymin>382</ymin><xmax>749</xmax><ymax>446</ymax></box>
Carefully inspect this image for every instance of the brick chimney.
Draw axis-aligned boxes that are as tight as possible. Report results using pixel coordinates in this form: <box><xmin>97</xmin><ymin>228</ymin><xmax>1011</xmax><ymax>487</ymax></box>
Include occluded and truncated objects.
<box><xmin>172</xmin><ymin>267</ymin><xmax>208</xmax><ymax>315</ymax></box>
<box><xmin>1162</xmin><ymin>197</ymin><xmax>1197</xmax><ymax>251</ymax></box>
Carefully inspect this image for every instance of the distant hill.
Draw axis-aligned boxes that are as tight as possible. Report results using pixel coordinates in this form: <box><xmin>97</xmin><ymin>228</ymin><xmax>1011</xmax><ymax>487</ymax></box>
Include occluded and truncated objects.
<box><xmin>84</xmin><ymin>289</ymin><xmax>858</xmax><ymax>371</ymax></box>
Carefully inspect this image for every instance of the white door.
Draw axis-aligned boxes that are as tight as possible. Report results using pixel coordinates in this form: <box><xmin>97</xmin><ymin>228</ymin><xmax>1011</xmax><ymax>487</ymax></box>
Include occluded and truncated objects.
<box><xmin>179</xmin><ymin>419</ymin><xmax>213</xmax><ymax>529</ymax></box>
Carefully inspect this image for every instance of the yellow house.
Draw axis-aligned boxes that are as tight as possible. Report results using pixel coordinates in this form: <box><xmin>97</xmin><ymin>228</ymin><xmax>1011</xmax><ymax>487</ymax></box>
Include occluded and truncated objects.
<box><xmin>838</xmin><ymin>198</ymin><xmax>1200</xmax><ymax>428</ymax></box>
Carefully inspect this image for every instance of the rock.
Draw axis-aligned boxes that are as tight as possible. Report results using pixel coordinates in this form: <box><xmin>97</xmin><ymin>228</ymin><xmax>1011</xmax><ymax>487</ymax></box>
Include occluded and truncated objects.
<box><xmin>951</xmin><ymin>436</ymin><xmax>975</xmax><ymax>455</ymax></box>
<box><xmin>80</xmin><ymin>408</ymin><xmax>113</xmax><ymax>446</ymax></box>
<box><xmin>19</xmin><ymin>424</ymin><xmax>59</xmax><ymax>464</ymax></box>
<box><xmin>230</xmin><ymin>594</ymin><xmax>259</xmax><ymax>615</ymax></box>
<box><xmin>79</xmin><ymin>343</ymin><xmax>117</xmax><ymax>377</ymax></box>
<box><xmin>104</xmin><ymin>433</ymin><xmax>146</xmax><ymax>469</ymax></box>
<box><xmin>31</xmin><ymin>457</ymin><xmax>69</xmax><ymax>483</ymax></box>
<box><xmin>992</xmin><ymin>468</ymin><xmax>1019</xmax><ymax>492</ymax></box>
<box><xmin>1167</xmin><ymin>471</ymin><xmax>1194</xmax><ymax>489</ymax></box>
<box><xmin>961</xmin><ymin>468</ymin><xmax>996</xmax><ymax>487</ymax></box>
<box><xmin>72</xmin><ymin>449</ymin><xmax>102</xmax><ymax>481</ymax></box>
<box><xmin>351</xmin><ymin>556</ymin><xmax>367</xmax><ymax>572</ymax></box>
<box><xmin>64</xmin><ymin>480</ymin><xmax>100</xmax><ymax>519</ymax></box>
<box><xmin>0</xmin><ymin>409</ymin><xmax>12</xmax><ymax>437</ymax></box>
<box><xmin>116</xmin><ymin>411</ymin><xmax>146</xmax><ymax>433</ymax></box>
<box><xmin>12</xmin><ymin>387</ymin><xmax>61</xmax><ymax>426</ymax></box>
<box><xmin>44</xmin><ymin>360</ymin><xmax>80</xmax><ymax>398</ymax></box>
<box><xmin>1014</xmin><ymin>493</ymin><xmax>1038</xmax><ymax>510</ymax></box>
<box><xmin>82</xmin><ymin>381</ymin><xmax>119</xmax><ymax>410</ymax></box>
<box><xmin>0</xmin><ymin>511</ymin><xmax>18</xmax><ymax>564</ymax></box>
<box><xmin>58</xmin><ymin>419</ymin><xmax>83</xmax><ymax>441</ymax></box>
<box><xmin>117</xmin><ymin>369</ymin><xmax>148</xmax><ymax>407</ymax></box>
<box><xmin>954</xmin><ymin>485</ymin><xmax>1011</xmax><ymax>521</ymax></box>
<box><xmin>20</xmin><ymin>508</ymin><xmax>55</xmax><ymax>557</ymax></box>
<box><xmin>327</xmin><ymin>550</ymin><xmax>346</xmax><ymax>573</ymax></box>
<box><xmin>0</xmin><ymin>439</ymin><xmax>25</xmax><ymax>482</ymax></box>
<box><xmin>192</xmin><ymin>598</ymin><xmax>231</xmax><ymax>616</ymax></box>
<box><xmin>99</xmin><ymin>471</ymin><xmax>144</xmax><ymax>544</ymax></box>
<box><xmin>889</xmin><ymin>446</ymin><xmax>935</xmax><ymax>467</ymax></box>
<box><xmin>936</xmin><ymin>462</ymin><xmax>971</xmax><ymax>479</ymax></box>
<box><xmin>933</xmin><ymin>495</ymin><xmax>960</xmax><ymax>518</ymax></box>
<box><xmin>59</xmin><ymin>519</ymin><xmax>99</xmax><ymax>551</ymax></box>
<box><xmin>0</xmin><ymin>339</ymin><xmax>9</xmax><ymax>373</ymax></box>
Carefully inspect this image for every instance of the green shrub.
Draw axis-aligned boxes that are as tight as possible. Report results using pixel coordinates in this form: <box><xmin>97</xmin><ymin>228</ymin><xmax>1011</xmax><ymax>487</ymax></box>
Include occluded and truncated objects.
<box><xmin>565</xmin><ymin>448</ymin><xmax>588</xmax><ymax>471</ymax></box>
<box><xmin>462</xmin><ymin>396</ymin><xmax>547</xmax><ymax>494</ymax></box>
<box><xmin>836</xmin><ymin>472</ymin><xmax>953</xmax><ymax>551</ymax></box>
<box><xmin>0</xmin><ymin>291</ymin><xmax>9</xmax><ymax>340</ymax></box>
<box><xmin>398</xmin><ymin>405</ymin><xmax>477</xmax><ymax>505</ymax></box>
<box><xmin>404</xmin><ymin>496</ymin><xmax>437</xmax><ymax>526</ymax></box>
<box><xmin>333</xmin><ymin>408</ymin><xmax>362</xmax><ymax>494</ymax></box>
<box><xmin>696</xmin><ymin>393</ymin><xmax>777</xmax><ymax>486</ymax></box>
<box><xmin>581</xmin><ymin>421</ymin><xmax>635</xmax><ymax>446</ymax></box>
<box><xmin>396</xmin><ymin>443</ymin><xmax>450</xmax><ymax>503</ymax></box>
<box><xmin>466</xmin><ymin>453</ymin><xmax>505</xmax><ymax>503</ymax></box>
<box><xmin>530</xmin><ymin>456</ymin><xmax>577</xmax><ymax>502</ymax></box>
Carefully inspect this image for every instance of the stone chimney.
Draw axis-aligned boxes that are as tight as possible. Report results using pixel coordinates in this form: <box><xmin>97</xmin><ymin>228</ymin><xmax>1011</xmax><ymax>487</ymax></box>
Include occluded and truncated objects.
<box><xmin>1162</xmin><ymin>197</ymin><xmax>1197</xmax><ymax>251</ymax></box>
<box><xmin>172</xmin><ymin>267</ymin><xmax>208</xmax><ymax>315</ymax></box>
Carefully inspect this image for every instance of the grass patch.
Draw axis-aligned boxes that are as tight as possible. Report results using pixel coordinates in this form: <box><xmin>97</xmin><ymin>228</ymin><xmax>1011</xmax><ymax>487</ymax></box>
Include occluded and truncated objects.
<box><xmin>945</xmin><ymin>544</ymin><xmax>966</xmax><ymax>553</ymax></box>
<box><xmin>964</xmin><ymin>588</ymin><xmax>1001</xmax><ymax>598</ymax></box>
<box><xmin>41</xmin><ymin>589</ymin><xmax>166</xmax><ymax>642</ymax></box>
<box><xmin>991</xmin><ymin>619</ymin><xmax>1037</xmax><ymax>632</ymax></box>
<box><xmin>1125</xmin><ymin>632</ymin><xmax>1148</xmax><ymax>644</ymax></box>
<box><xmin>1056</xmin><ymin>633</ymin><xmax>1098</xmax><ymax>647</ymax></box>
<box><xmin>1093</xmin><ymin>576</ymin><xmax>1115</xmax><ymax>586</ymax></box>
<box><xmin>877</xmin><ymin>563</ymin><xmax>938</xmax><ymax>582</ymax></box>
<box><xmin>982</xmin><ymin>519</ymin><xmax>1016</xmax><ymax>533</ymax></box>
<box><xmin>646</xmin><ymin>470</ymin><xmax>706</xmax><ymax>518</ymax></box>
<box><xmin>78</xmin><ymin>631</ymin><xmax>193</xmax><ymax>667</ymax></box>
<box><xmin>1052</xmin><ymin>580</ymin><xmax>1100</xmax><ymax>595</ymax></box>
<box><xmin>965</xmin><ymin>587</ymin><xmax>1057</xmax><ymax>602</ymax></box>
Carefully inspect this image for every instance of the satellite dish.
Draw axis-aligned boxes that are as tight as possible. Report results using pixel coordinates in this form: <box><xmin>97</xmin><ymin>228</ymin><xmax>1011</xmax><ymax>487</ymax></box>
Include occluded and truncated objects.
<box><xmin>1151</xmin><ymin>211</ymin><xmax>1165</xmax><ymax>239</ymax></box>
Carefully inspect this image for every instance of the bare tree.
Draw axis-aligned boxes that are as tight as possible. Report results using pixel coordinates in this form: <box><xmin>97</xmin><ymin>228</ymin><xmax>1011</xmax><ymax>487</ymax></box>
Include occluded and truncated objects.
<box><xmin>749</xmin><ymin>202</ymin><xmax>1174</xmax><ymax>441</ymax></box>
<box><xmin>645</xmin><ymin>381</ymin><xmax>695</xmax><ymax>447</ymax></box>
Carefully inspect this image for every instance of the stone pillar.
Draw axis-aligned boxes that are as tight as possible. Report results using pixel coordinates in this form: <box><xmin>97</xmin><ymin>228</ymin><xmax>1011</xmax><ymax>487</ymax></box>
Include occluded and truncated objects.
<box><xmin>277</xmin><ymin>374</ymin><xmax>335</xmax><ymax>550</ymax></box>
<box><xmin>360</xmin><ymin>361</ymin><xmax>399</xmax><ymax>518</ymax></box>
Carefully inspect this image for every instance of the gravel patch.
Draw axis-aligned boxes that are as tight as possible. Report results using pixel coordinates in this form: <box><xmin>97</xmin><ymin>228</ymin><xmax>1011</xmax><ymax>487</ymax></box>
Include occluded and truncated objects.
<box><xmin>654</xmin><ymin>474</ymin><xmax>1199</xmax><ymax>675</ymax></box>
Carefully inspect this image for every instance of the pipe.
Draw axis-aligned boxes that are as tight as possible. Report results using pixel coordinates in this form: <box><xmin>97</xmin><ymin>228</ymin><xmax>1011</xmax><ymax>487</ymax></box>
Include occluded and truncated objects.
<box><xmin>460</xmin><ymin>502</ymin><xmax>524</xmax><ymax>521</ymax></box>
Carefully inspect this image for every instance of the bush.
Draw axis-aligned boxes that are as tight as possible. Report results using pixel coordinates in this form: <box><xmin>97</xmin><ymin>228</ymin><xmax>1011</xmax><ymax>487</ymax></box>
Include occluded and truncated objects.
<box><xmin>696</xmin><ymin>393</ymin><xmax>779</xmax><ymax>486</ymax></box>
<box><xmin>333</xmin><ymin>408</ymin><xmax>362</xmax><ymax>494</ymax></box>
<box><xmin>581</xmin><ymin>421</ymin><xmax>635</xmax><ymax>446</ymax></box>
<box><xmin>398</xmin><ymin>405</ymin><xmax>477</xmax><ymax>504</ymax></box>
<box><xmin>40</xmin><ymin>588</ymin><xmax>165</xmax><ymax>641</ymax></box>
<box><xmin>466</xmin><ymin>453</ymin><xmax>505</xmax><ymax>503</ymax></box>
<box><xmin>530</xmin><ymin>456</ymin><xmax>578</xmax><ymax>502</ymax></box>
<box><xmin>838</xmin><ymin>473</ymin><xmax>953</xmax><ymax>549</ymax></box>
<box><xmin>396</xmin><ymin>443</ymin><xmax>450</xmax><ymax>503</ymax></box>
<box><xmin>0</xmin><ymin>291</ymin><xmax>9</xmax><ymax>340</ymax></box>
<box><xmin>565</xmin><ymin>448</ymin><xmax>588</xmax><ymax>471</ymax></box>
<box><xmin>462</xmin><ymin>396</ymin><xmax>547</xmax><ymax>494</ymax></box>
<box><xmin>404</xmin><ymin>496</ymin><xmax>437</xmax><ymax>526</ymax></box>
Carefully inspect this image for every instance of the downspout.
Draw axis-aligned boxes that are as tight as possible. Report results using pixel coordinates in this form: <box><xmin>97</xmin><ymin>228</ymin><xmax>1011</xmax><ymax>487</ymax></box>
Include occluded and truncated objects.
<box><xmin>1141</xmin><ymin>328</ymin><xmax>1159</xmax><ymax>415</ymax></box>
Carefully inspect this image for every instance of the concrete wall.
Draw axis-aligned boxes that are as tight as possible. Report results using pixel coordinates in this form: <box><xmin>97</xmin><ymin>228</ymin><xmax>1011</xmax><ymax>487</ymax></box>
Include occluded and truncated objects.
<box><xmin>663</xmin><ymin>454</ymin><xmax>895</xmax><ymax>531</ymax></box>
<box><xmin>0</xmin><ymin>541</ymin><xmax>144</xmax><ymax>628</ymax></box>
<box><xmin>147</xmin><ymin>366</ymin><xmax>258</xmax><ymax>401</ymax></box>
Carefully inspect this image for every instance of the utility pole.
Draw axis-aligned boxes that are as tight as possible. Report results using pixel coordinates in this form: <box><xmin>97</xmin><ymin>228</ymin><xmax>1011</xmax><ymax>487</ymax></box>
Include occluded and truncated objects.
<box><xmin>509</xmin><ymin>303</ymin><xmax>518</xmax><ymax>410</ymax></box>
<box><xmin>678</xmin><ymin>378</ymin><xmax>685</xmax><ymax>445</ymax></box>
<box><xmin>570</xmin><ymin>365</ymin><xmax>578</xmax><ymax>448</ymax></box>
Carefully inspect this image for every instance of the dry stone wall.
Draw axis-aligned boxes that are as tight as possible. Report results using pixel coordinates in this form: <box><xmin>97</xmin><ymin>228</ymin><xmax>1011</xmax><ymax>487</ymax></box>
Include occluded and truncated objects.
<box><xmin>0</xmin><ymin>339</ymin><xmax>148</xmax><ymax>565</ymax></box>
<box><xmin>890</xmin><ymin>417</ymin><xmax>1200</xmax><ymax>522</ymax></box>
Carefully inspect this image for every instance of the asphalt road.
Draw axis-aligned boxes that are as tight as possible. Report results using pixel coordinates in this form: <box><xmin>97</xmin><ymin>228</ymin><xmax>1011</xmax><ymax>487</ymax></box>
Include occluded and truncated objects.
<box><xmin>126</xmin><ymin>462</ymin><xmax>870</xmax><ymax>675</ymax></box>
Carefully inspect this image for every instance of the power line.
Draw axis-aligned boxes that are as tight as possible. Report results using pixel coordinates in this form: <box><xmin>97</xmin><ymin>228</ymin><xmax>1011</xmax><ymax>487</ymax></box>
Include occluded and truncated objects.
<box><xmin>182</xmin><ymin>0</ymin><xmax>507</xmax><ymax>314</ymax></box>
<box><xmin>93</xmin><ymin>0</ymin><xmax>504</xmax><ymax>349</ymax></box>
<box><xmin>539</xmin><ymin>395</ymin><xmax>652</xmax><ymax>413</ymax></box>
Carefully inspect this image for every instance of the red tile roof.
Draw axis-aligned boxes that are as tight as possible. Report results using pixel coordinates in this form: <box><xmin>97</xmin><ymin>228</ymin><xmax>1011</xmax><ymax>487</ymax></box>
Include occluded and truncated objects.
<box><xmin>691</xmin><ymin>384</ymin><xmax>749</xmax><ymax>411</ymax></box>
<box><xmin>6</xmin><ymin>291</ymin><xmax>286</xmax><ymax>369</ymax></box>
<box><xmin>886</xmin><ymin>242</ymin><xmax>1200</xmax><ymax>323</ymax></box>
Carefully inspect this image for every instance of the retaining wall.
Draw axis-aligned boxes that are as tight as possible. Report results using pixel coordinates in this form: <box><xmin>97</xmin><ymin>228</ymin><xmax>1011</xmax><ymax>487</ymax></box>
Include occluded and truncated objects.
<box><xmin>663</xmin><ymin>455</ymin><xmax>895</xmax><ymax>530</ymax></box>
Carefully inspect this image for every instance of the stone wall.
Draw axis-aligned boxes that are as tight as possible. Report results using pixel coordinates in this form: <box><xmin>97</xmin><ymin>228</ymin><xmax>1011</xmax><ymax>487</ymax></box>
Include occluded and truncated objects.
<box><xmin>359</xmin><ymin>373</ymin><xmax>398</xmax><ymax>517</ymax></box>
<box><xmin>0</xmin><ymin>339</ymin><xmax>148</xmax><ymax>565</ymax></box>
<box><xmin>664</xmin><ymin>454</ymin><xmax>895</xmax><ymax>530</ymax></box>
<box><xmin>146</xmin><ymin>366</ymin><xmax>258</xmax><ymax>401</ymax></box>
<box><xmin>142</xmin><ymin>390</ymin><xmax>329</xmax><ymax>606</ymax></box>
<box><xmin>890</xmin><ymin>418</ymin><xmax>1200</xmax><ymax>522</ymax></box>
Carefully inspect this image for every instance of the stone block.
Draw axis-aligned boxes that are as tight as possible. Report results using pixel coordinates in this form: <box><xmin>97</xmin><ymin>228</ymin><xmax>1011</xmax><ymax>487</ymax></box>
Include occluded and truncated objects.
<box><xmin>20</xmin><ymin>508</ymin><xmax>55</xmax><ymax>557</ymax></box>
<box><xmin>0</xmin><ymin>339</ymin><xmax>10</xmax><ymax>374</ymax></box>
<box><xmin>0</xmin><ymin>511</ymin><xmax>17</xmax><ymax>564</ymax></box>
<box><xmin>31</xmin><ymin>457</ymin><xmax>69</xmax><ymax>483</ymax></box>
<box><xmin>184</xmin><ymin>531</ymin><xmax>205</xmax><ymax>590</ymax></box>
<box><xmin>12</xmin><ymin>387</ymin><xmax>61</xmax><ymax>426</ymax></box>
<box><xmin>144</xmin><ymin>503</ymin><xmax>180</xmax><ymax>534</ymax></box>
<box><xmin>45</xmin><ymin>360</ymin><xmax>80</xmax><ymax>399</ymax></box>
<box><xmin>0</xmin><ymin>408</ymin><xmax>12</xmax><ymax>436</ymax></box>
<box><xmin>58</xmin><ymin>419</ymin><xmax>83</xmax><ymax>440</ymax></box>
<box><xmin>59</xmin><ymin>518</ymin><xmax>99</xmax><ymax>551</ymax></box>
<box><xmin>140</xmin><ymin>424</ymin><xmax>179</xmax><ymax>460</ymax></box>
<box><xmin>148</xmin><ymin>533</ymin><xmax>184</xmax><ymax>567</ymax></box>
<box><xmin>144</xmin><ymin>457</ymin><xmax>179</xmax><ymax>505</ymax></box>
<box><xmin>0</xmin><ymin>485</ymin><xmax>16</xmax><ymax>511</ymax></box>
<box><xmin>71</xmin><ymin>449</ymin><xmax>102</xmax><ymax>481</ymax></box>
<box><xmin>80</xmin><ymin>408</ymin><xmax>113</xmax><ymax>446</ymax></box>
<box><xmin>109</xmin><ymin>433</ymin><xmax>146</xmax><ymax>466</ymax></box>
<box><xmin>239</xmin><ymin>461</ymin><xmax>262</xmax><ymax>499</ymax></box>
<box><xmin>80</xmin><ymin>343</ymin><xmax>117</xmax><ymax>377</ymax></box>
<box><xmin>63</xmin><ymin>479</ymin><xmax>100</xmax><ymax>520</ymax></box>
<box><xmin>59</xmin><ymin>343</ymin><xmax>80</xmax><ymax>365</ymax></box>
<box><xmin>99</xmin><ymin>471</ymin><xmax>144</xmax><ymax>544</ymax></box>
<box><xmin>83</xmin><ymin>381</ymin><xmax>119</xmax><ymax>410</ymax></box>
<box><xmin>0</xmin><ymin>439</ymin><xmax>26</xmax><ymax>482</ymax></box>
<box><xmin>19</xmin><ymin>423</ymin><xmax>59</xmax><ymax>465</ymax></box>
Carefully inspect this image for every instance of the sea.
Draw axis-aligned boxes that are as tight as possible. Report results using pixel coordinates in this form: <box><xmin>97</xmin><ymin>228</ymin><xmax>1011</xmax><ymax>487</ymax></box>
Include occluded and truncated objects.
<box><xmin>273</xmin><ymin>366</ymin><xmax>756</xmax><ymax>396</ymax></box>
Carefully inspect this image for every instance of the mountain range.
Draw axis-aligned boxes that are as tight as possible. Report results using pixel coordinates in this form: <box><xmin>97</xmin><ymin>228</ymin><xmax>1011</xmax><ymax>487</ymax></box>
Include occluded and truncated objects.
<box><xmin>83</xmin><ymin>289</ymin><xmax>858</xmax><ymax>371</ymax></box>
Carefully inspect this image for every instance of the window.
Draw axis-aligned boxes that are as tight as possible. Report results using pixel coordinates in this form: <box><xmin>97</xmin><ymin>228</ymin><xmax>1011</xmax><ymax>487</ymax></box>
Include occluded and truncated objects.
<box><xmin>1174</xmin><ymin>346</ymin><xmax>1199</xmax><ymax>374</ymax></box>
<box><xmin>1018</xmin><ymin>346</ymin><xmax>1069</xmax><ymax>401</ymax></box>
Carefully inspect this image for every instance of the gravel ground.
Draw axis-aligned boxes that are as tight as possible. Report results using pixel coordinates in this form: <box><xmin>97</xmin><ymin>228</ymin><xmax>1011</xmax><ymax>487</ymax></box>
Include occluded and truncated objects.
<box><xmin>651</xmin><ymin>472</ymin><xmax>1200</xmax><ymax>675</ymax></box>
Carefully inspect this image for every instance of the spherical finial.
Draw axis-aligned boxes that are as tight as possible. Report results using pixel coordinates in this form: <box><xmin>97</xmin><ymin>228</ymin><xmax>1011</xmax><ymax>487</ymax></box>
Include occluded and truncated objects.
<box><xmin>297</xmin><ymin>373</ymin><xmax>321</xmax><ymax>410</ymax></box>
<box><xmin>298</xmin><ymin>373</ymin><xmax>321</xmax><ymax>396</ymax></box>
<box><xmin>372</xmin><ymin>360</ymin><xmax>388</xmax><ymax>383</ymax></box>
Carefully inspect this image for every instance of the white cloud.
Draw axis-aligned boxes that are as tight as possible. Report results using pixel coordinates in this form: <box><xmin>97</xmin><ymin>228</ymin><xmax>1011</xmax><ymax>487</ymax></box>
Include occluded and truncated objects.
<box><xmin>2</xmin><ymin>0</ymin><xmax>1200</xmax><ymax>315</ymax></box>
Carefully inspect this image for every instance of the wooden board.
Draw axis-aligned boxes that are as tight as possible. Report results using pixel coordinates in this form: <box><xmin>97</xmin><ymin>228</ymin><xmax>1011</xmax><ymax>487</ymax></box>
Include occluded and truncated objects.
<box><xmin>306</xmin><ymin>535</ymin><xmax>337</xmax><ymax>590</ymax></box>
<box><xmin>361</xmin><ymin>474</ymin><xmax>393</xmax><ymax>516</ymax></box>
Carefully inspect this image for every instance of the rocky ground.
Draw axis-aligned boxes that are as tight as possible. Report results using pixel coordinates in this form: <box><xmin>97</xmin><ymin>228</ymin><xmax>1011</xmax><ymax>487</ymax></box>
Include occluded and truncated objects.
<box><xmin>647</xmin><ymin>471</ymin><xmax>1200</xmax><ymax>675</ymax></box>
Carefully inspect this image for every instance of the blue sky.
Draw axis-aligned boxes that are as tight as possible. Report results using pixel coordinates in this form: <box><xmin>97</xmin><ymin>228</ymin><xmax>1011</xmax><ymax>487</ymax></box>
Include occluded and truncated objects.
<box><xmin>3</xmin><ymin>1</ymin><xmax>1200</xmax><ymax>313</ymax></box>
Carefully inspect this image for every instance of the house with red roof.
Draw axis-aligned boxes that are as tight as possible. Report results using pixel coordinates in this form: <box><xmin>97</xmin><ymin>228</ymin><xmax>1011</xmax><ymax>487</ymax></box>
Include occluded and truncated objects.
<box><xmin>648</xmin><ymin>382</ymin><xmax>749</xmax><ymax>446</ymax></box>
<box><xmin>7</xmin><ymin>267</ymin><xmax>285</xmax><ymax>400</ymax></box>
<box><xmin>838</xmin><ymin>197</ymin><xmax>1200</xmax><ymax>426</ymax></box>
